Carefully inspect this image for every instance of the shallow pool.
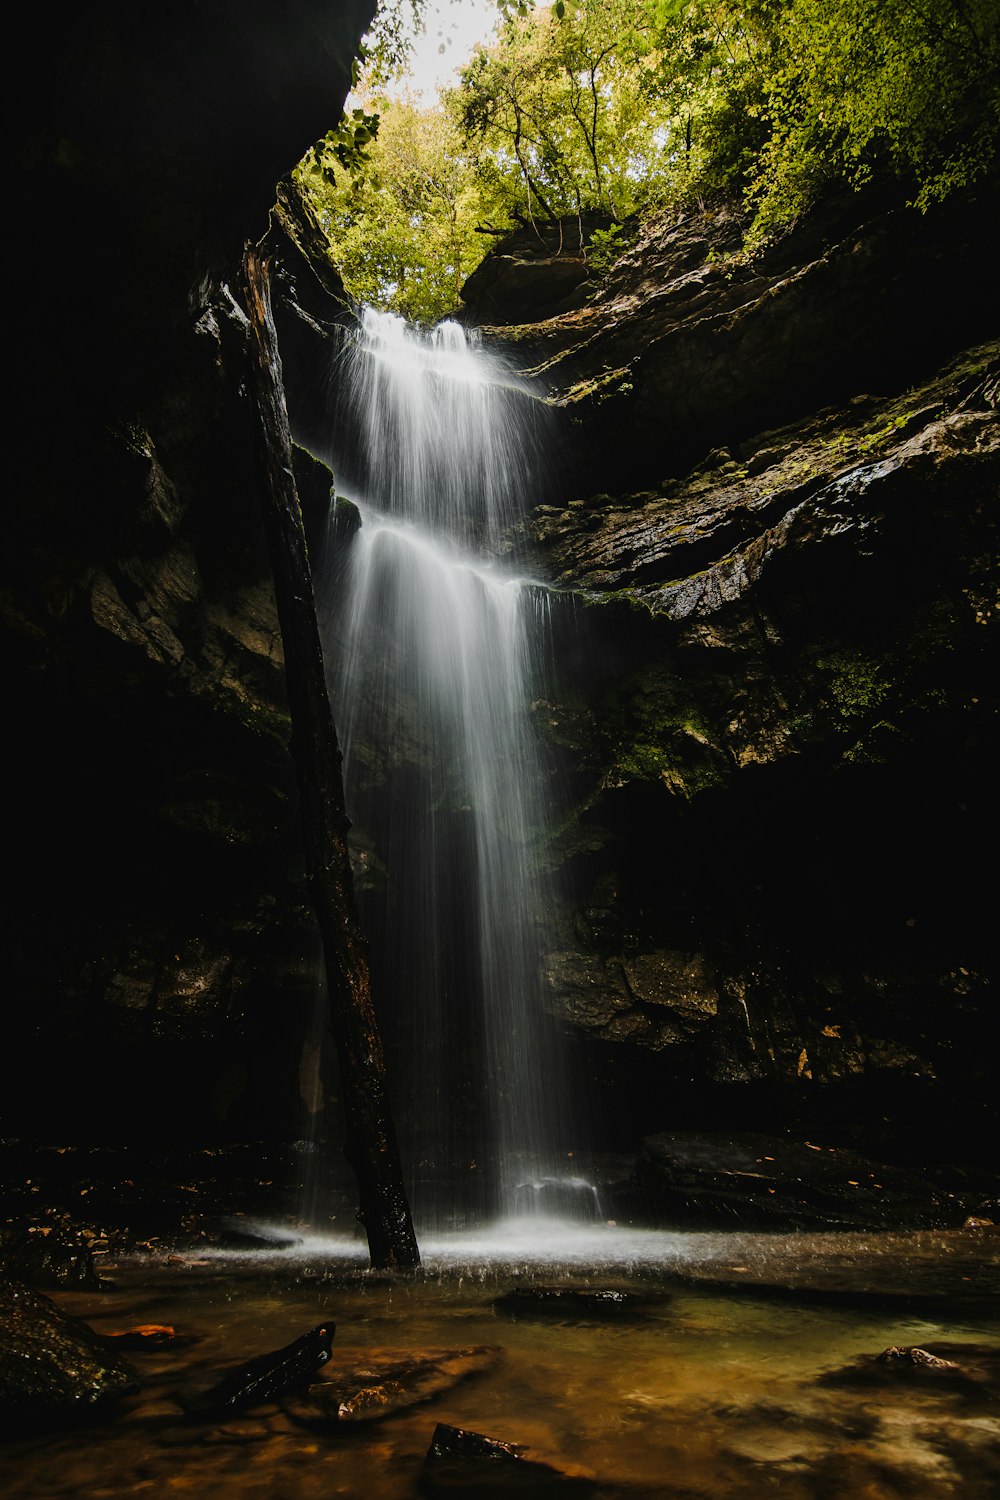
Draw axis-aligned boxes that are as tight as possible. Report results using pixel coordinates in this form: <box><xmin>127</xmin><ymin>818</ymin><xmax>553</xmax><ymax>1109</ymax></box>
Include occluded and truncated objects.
<box><xmin>4</xmin><ymin>1224</ymin><xmax>998</xmax><ymax>1498</ymax></box>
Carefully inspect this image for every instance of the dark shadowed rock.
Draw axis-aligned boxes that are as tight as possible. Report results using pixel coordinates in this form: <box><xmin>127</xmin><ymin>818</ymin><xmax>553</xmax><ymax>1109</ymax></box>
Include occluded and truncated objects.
<box><xmin>421</xmin><ymin>1422</ymin><xmax>600</xmax><ymax>1495</ymax></box>
<box><xmin>7</xmin><ymin>0</ymin><xmax>378</xmax><ymax>1154</ymax></box>
<box><xmin>460</xmin><ymin>217</ymin><xmax>604</xmax><ymax>326</ymax></box>
<box><xmin>820</xmin><ymin>1342</ymin><xmax>1000</xmax><ymax>1400</ymax></box>
<box><xmin>635</xmin><ymin>1131</ymin><xmax>954</xmax><ymax>1230</ymax></box>
<box><xmin>0</xmin><ymin>1281</ymin><xmax>139</xmax><ymax>1429</ymax></box>
<box><xmin>0</xmin><ymin>1220</ymin><xmax>103</xmax><ymax>1291</ymax></box>
<box><xmin>542</xmin><ymin>950</ymin><xmax>719</xmax><ymax>1053</ymax></box>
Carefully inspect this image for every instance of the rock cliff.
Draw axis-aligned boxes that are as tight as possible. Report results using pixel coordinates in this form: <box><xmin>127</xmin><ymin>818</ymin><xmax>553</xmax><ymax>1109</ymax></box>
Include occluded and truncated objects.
<box><xmin>6</xmin><ymin>8</ymin><xmax>997</xmax><ymax>1183</ymax></box>
<box><xmin>465</xmin><ymin>192</ymin><xmax>998</xmax><ymax>1164</ymax></box>
<box><xmin>6</xmin><ymin>2</ymin><xmax>376</xmax><ymax>1145</ymax></box>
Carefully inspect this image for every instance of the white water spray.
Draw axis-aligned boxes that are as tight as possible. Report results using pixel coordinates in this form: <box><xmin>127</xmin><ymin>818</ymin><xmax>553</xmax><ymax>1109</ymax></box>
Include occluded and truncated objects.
<box><xmin>320</xmin><ymin>310</ymin><xmax>576</xmax><ymax>1229</ymax></box>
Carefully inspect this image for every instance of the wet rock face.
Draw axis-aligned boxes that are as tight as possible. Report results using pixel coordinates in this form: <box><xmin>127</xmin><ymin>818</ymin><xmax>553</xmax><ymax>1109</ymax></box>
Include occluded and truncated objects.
<box><xmin>528</xmin><ymin>338</ymin><xmax>998</xmax><ymax>1159</ymax></box>
<box><xmin>459</xmin><ymin>218</ymin><xmax>604</xmax><ymax>326</ymax></box>
<box><xmin>0</xmin><ymin>1282</ymin><xmax>138</xmax><ymax>1429</ymax></box>
<box><xmin>473</xmin><ymin>187</ymin><xmax>999</xmax><ymax>488</ymax></box>
<box><xmin>542</xmin><ymin>950</ymin><xmax>718</xmax><ymax>1052</ymax></box>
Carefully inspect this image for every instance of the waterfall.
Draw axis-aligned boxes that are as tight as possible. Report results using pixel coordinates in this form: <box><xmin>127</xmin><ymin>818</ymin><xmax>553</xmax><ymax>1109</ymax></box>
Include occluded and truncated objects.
<box><xmin>318</xmin><ymin>309</ymin><xmax>575</xmax><ymax>1230</ymax></box>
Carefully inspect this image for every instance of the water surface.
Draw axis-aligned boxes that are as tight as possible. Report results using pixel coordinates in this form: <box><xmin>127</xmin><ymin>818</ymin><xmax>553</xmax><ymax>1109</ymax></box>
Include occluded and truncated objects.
<box><xmin>5</xmin><ymin>1228</ymin><xmax>997</xmax><ymax>1498</ymax></box>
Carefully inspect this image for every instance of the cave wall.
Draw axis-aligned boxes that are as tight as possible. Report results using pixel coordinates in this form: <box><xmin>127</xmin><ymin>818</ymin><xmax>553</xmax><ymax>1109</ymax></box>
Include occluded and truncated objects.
<box><xmin>5</xmin><ymin>2</ymin><xmax>376</xmax><ymax>1145</ymax></box>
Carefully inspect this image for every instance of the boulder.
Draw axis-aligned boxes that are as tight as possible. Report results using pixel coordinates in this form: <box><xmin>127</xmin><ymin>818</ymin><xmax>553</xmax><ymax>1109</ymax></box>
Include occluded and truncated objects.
<box><xmin>0</xmin><ymin>1281</ymin><xmax>138</xmax><ymax>1429</ymax></box>
<box><xmin>460</xmin><ymin>217</ymin><xmax>604</xmax><ymax>326</ymax></box>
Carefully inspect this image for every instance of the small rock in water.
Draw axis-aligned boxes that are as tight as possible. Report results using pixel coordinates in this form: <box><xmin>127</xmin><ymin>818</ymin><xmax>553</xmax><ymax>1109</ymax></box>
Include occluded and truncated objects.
<box><xmin>421</xmin><ymin>1422</ymin><xmax>599</xmax><ymax>1495</ymax></box>
<box><xmin>494</xmin><ymin>1285</ymin><xmax>670</xmax><ymax>1321</ymax></box>
<box><xmin>876</xmin><ymin>1346</ymin><xmax>960</xmax><ymax>1369</ymax></box>
<box><xmin>282</xmin><ymin>1345</ymin><xmax>499</xmax><ymax>1426</ymax></box>
<box><xmin>818</xmin><ymin>1341</ymin><xmax>1000</xmax><ymax>1396</ymax></box>
<box><xmin>182</xmin><ymin>1321</ymin><xmax>335</xmax><ymax>1420</ymax></box>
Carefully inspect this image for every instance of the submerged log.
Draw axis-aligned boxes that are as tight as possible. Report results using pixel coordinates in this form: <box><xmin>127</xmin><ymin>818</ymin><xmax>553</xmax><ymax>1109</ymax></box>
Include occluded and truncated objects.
<box><xmin>240</xmin><ymin>245</ymin><xmax>419</xmax><ymax>1271</ymax></box>
<box><xmin>183</xmin><ymin>1322</ymin><xmax>335</xmax><ymax>1420</ymax></box>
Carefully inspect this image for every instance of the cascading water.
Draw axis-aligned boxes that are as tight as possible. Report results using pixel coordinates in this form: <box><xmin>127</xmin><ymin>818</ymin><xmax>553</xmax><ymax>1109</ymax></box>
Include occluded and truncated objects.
<box><xmin>318</xmin><ymin>309</ymin><xmax>583</xmax><ymax>1231</ymax></box>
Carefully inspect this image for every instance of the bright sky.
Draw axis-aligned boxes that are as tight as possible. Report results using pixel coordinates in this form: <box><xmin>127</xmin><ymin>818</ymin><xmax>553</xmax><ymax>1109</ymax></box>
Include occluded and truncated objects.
<box><xmin>383</xmin><ymin>0</ymin><xmax>503</xmax><ymax>104</ymax></box>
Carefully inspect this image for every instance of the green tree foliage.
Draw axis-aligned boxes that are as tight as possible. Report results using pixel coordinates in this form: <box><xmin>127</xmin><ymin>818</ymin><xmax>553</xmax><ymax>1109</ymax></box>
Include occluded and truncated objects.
<box><xmin>743</xmin><ymin>0</ymin><xmax>1000</xmax><ymax>239</ymax></box>
<box><xmin>454</xmin><ymin>0</ymin><xmax>710</xmax><ymax>225</ymax></box>
<box><xmin>297</xmin><ymin>0</ymin><xmax>999</xmax><ymax>320</ymax></box>
<box><xmin>295</xmin><ymin>97</ymin><xmax>489</xmax><ymax>323</ymax></box>
<box><xmin>473</xmin><ymin>0</ymin><xmax>999</xmax><ymax>242</ymax></box>
<box><xmin>358</xmin><ymin>0</ymin><xmax>427</xmax><ymax>86</ymax></box>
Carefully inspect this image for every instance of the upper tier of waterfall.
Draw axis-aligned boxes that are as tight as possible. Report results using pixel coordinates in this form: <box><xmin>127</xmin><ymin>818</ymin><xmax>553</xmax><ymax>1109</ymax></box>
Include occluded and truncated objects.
<box><xmin>338</xmin><ymin>307</ymin><xmax>541</xmax><ymax>551</ymax></box>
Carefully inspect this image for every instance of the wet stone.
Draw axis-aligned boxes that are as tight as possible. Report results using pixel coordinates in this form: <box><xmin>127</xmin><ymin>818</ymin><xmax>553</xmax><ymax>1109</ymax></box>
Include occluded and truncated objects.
<box><xmin>512</xmin><ymin>1178</ymin><xmax>605</xmax><ymax>1221</ymax></box>
<box><xmin>0</xmin><ymin>1220</ymin><xmax>103</xmax><ymax>1290</ymax></box>
<box><xmin>819</xmin><ymin>1341</ymin><xmax>1000</xmax><ymax>1399</ymax></box>
<box><xmin>0</xmin><ymin>1280</ymin><xmax>139</xmax><ymax>1429</ymax></box>
<box><xmin>635</xmin><ymin>1131</ymin><xmax>954</xmax><ymax>1231</ymax></box>
<box><xmin>281</xmin><ymin>1345</ymin><xmax>500</xmax><ymax>1425</ymax></box>
<box><xmin>421</xmin><ymin>1422</ymin><xmax>600</xmax><ymax>1495</ymax></box>
<box><xmin>493</xmin><ymin>1286</ymin><xmax>671</xmax><ymax>1321</ymax></box>
<box><xmin>877</xmin><ymin>1345</ymin><xmax>960</xmax><ymax>1369</ymax></box>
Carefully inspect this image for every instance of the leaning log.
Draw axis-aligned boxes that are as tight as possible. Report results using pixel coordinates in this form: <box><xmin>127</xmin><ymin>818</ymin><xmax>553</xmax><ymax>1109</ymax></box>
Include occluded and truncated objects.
<box><xmin>240</xmin><ymin>244</ymin><xmax>419</xmax><ymax>1271</ymax></box>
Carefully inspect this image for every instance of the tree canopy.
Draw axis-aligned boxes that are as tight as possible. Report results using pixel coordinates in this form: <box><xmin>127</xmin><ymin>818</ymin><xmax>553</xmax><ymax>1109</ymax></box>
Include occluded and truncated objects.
<box><xmin>293</xmin><ymin>0</ymin><xmax>1000</xmax><ymax>322</ymax></box>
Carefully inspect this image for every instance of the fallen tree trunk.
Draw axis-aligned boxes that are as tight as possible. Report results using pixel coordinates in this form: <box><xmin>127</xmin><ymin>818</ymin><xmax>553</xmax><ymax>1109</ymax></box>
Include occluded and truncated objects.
<box><xmin>240</xmin><ymin>243</ymin><xmax>419</xmax><ymax>1271</ymax></box>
